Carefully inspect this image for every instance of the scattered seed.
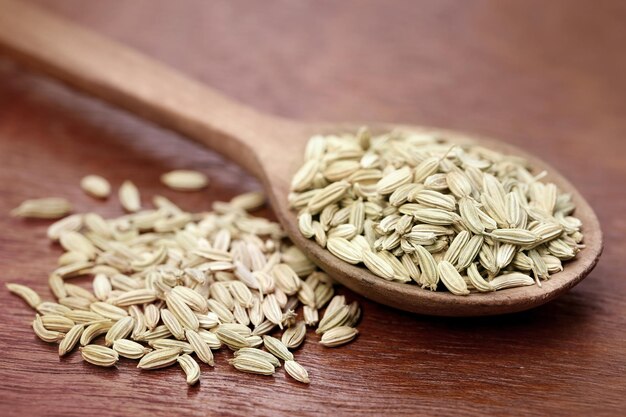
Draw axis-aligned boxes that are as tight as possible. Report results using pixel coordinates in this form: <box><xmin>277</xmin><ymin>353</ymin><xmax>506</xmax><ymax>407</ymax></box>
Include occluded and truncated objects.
<box><xmin>284</xmin><ymin>360</ymin><xmax>310</xmax><ymax>384</ymax></box>
<box><xmin>11</xmin><ymin>197</ymin><xmax>72</xmax><ymax>219</ymax></box>
<box><xmin>161</xmin><ymin>170</ymin><xmax>208</xmax><ymax>191</ymax></box>
<box><xmin>80</xmin><ymin>344</ymin><xmax>119</xmax><ymax>367</ymax></box>
<box><xmin>178</xmin><ymin>354</ymin><xmax>201</xmax><ymax>385</ymax></box>
<box><xmin>263</xmin><ymin>335</ymin><xmax>293</xmax><ymax>361</ymax></box>
<box><xmin>319</xmin><ymin>326</ymin><xmax>359</xmax><ymax>347</ymax></box>
<box><xmin>137</xmin><ymin>347</ymin><xmax>182</xmax><ymax>370</ymax></box>
<box><xmin>6</xmin><ymin>283</ymin><xmax>41</xmax><ymax>309</ymax></box>
<box><xmin>81</xmin><ymin>175</ymin><xmax>111</xmax><ymax>199</ymax></box>
<box><xmin>119</xmin><ymin>180</ymin><xmax>141</xmax><ymax>212</ymax></box>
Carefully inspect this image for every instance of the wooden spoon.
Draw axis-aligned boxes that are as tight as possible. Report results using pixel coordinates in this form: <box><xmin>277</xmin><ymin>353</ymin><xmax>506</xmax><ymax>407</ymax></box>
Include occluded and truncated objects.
<box><xmin>0</xmin><ymin>0</ymin><xmax>602</xmax><ymax>316</ymax></box>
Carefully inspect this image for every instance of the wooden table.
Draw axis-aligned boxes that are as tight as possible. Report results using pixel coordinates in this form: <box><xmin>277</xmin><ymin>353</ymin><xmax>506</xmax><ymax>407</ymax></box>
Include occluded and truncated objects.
<box><xmin>1</xmin><ymin>1</ymin><xmax>624</xmax><ymax>416</ymax></box>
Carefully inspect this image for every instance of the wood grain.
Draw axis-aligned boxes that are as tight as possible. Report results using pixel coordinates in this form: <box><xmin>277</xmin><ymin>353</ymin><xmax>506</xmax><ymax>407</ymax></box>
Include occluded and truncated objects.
<box><xmin>0</xmin><ymin>0</ymin><xmax>624</xmax><ymax>416</ymax></box>
<box><xmin>0</xmin><ymin>0</ymin><xmax>604</xmax><ymax>316</ymax></box>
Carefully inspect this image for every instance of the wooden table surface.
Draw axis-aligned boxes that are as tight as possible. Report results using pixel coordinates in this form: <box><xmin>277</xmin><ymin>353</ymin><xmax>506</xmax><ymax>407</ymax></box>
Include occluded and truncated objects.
<box><xmin>1</xmin><ymin>1</ymin><xmax>625</xmax><ymax>416</ymax></box>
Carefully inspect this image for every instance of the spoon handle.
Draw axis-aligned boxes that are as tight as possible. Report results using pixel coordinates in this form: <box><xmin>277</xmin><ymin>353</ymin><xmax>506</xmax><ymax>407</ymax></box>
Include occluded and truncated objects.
<box><xmin>0</xmin><ymin>0</ymin><xmax>278</xmax><ymax>176</ymax></box>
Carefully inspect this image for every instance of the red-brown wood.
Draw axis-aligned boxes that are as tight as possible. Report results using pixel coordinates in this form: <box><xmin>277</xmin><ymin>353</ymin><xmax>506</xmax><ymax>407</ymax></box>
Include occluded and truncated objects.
<box><xmin>0</xmin><ymin>0</ymin><xmax>603</xmax><ymax>316</ymax></box>
<box><xmin>0</xmin><ymin>0</ymin><xmax>624</xmax><ymax>415</ymax></box>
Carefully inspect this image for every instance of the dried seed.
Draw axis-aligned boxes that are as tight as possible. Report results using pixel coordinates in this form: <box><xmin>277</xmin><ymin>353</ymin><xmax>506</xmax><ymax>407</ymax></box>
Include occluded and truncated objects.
<box><xmin>490</xmin><ymin>272</ymin><xmax>535</xmax><ymax>290</ymax></box>
<box><xmin>229</xmin><ymin>355</ymin><xmax>275</xmax><ymax>376</ymax></box>
<box><xmin>303</xmin><ymin>306</ymin><xmax>319</xmax><ymax>326</ymax></box>
<box><xmin>230</xmin><ymin>191</ymin><xmax>266</xmax><ymax>211</ymax></box>
<box><xmin>80</xmin><ymin>321</ymin><xmax>113</xmax><ymax>345</ymax></box>
<box><xmin>144</xmin><ymin>304</ymin><xmax>160</xmax><ymax>330</ymax></box>
<box><xmin>64</xmin><ymin>283</ymin><xmax>96</xmax><ymax>302</ymax></box>
<box><xmin>326</xmin><ymin>237</ymin><xmax>362</xmax><ymax>264</ymax></box>
<box><xmin>80</xmin><ymin>345</ymin><xmax>119</xmax><ymax>367</ymax></box>
<box><xmin>137</xmin><ymin>347</ymin><xmax>182</xmax><ymax>369</ymax></box>
<box><xmin>11</xmin><ymin>197</ymin><xmax>72</xmax><ymax>219</ymax></box>
<box><xmin>413</xmin><ymin>208</ymin><xmax>460</xmax><ymax>226</ymax></box>
<box><xmin>230</xmin><ymin>281</ymin><xmax>253</xmax><ymax>307</ymax></box>
<box><xmin>92</xmin><ymin>274</ymin><xmax>112</xmax><ymax>301</ymax></box>
<box><xmin>178</xmin><ymin>354</ymin><xmax>201</xmax><ymax>385</ymax></box>
<box><xmin>496</xmin><ymin>243</ymin><xmax>517</xmax><ymax>270</ymax></box>
<box><xmin>208</xmin><ymin>283</ymin><xmax>234</xmax><ymax>310</ymax></box>
<box><xmin>272</xmin><ymin>264</ymin><xmax>301</xmax><ymax>295</ymax></box>
<box><xmin>129</xmin><ymin>305</ymin><xmax>146</xmax><ymax>339</ymax></box>
<box><xmin>298</xmin><ymin>211</ymin><xmax>315</xmax><ymax>238</ymax></box>
<box><xmin>65</xmin><ymin>309</ymin><xmax>106</xmax><ymax>325</ymax></box>
<box><xmin>171</xmin><ymin>286</ymin><xmax>209</xmax><ymax>313</ymax></box>
<box><xmin>198</xmin><ymin>329</ymin><xmax>222</xmax><ymax>349</ymax></box>
<box><xmin>41</xmin><ymin>314</ymin><xmax>75</xmax><ymax>332</ymax></box>
<box><xmin>319</xmin><ymin>326</ymin><xmax>359</xmax><ymax>347</ymax></box>
<box><xmin>160</xmin><ymin>308</ymin><xmax>185</xmax><ymax>340</ymax></box>
<box><xmin>458</xmin><ymin>198</ymin><xmax>485</xmax><ymax>234</ymax></box>
<box><xmin>32</xmin><ymin>315</ymin><xmax>65</xmax><ymax>343</ymax></box>
<box><xmin>90</xmin><ymin>302</ymin><xmax>128</xmax><ymax>321</ymax></box>
<box><xmin>466</xmin><ymin>263</ymin><xmax>494</xmax><ymax>292</ymax></box>
<box><xmin>437</xmin><ymin>261</ymin><xmax>469</xmax><ymax>295</ymax></box>
<box><xmin>314</xmin><ymin>283</ymin><xmax>334</xmax><ymax>308</ymax></box>
<box><xmin>377</xmin><ymin>166</ymin><xmax>413</xmax><ymax>195</ymax></box>
<box><xmin>415</xmin><ymin>245</ymin><xmax>439</xmax><ymax>290</ymax></box>
<box><xmin>322</xmin><ymin>295</ymin><xmax>345</xmax><ymax>316</ymax></box>
<box><xmin>233</xmin><ymin>303</ymin><xmax>250</xmax><ymax>326</ymax></box>
<box><xmin>149</xmin><ymin>339</ymin><xmax>194</xmax><ymax>354</ymax></box>
<box><xmin>185</xmin><ymin>329</ymin><xmax>214</xmax><ymax>365</ymax></box>
<box><xmin>284</xmin><ymin>360</ymin><xmax>310</xmax><ymax>384</ymax></box>
<box><xmin>47</xmin><ymin>214</ymin><xmax>83</xmax><ymax>241</ymax></box>
<box><xmin>291</xmin><ymin>159</ymin><xmax>320</xmax><ymax>192</ymax></box>
<box><xmin>113</xmin><ymin>339</ymin><xmax>151</xmax><ymax>359</ymax></box>
<box><xmin>161</xmin><ymin>170</ymin><xmax>208</xmax><ymax>191</ymax></box>
<box><xmin>136</xmin><ymin>325</ymin><xmax>173</xmax><ymax>341</ymax></box>
<box><xmin>362</xmin><ymin>249</ymin><xmax>395</xmax><ymax>280</ymax></box>
<box><xmin>297</xmin><ymin>281</ymin><xmax>316</xmax><ymax>308</ymax></box>
<box><xmin>307</xmin><ymin>181</ymin><xmax>351</xmax><ymax>214</ymax></box>
<box><xmin>166</xmin><ymin>292</ymin><xmax>199</xmax><ymax>331</ymax></box>
<box><xmin>456</xmin><ymin>235</ymin><xmax>484</xmax><ymax>271</ymax></box>
<box><xmin>6</xmin><ymin>283</ymin><xmax>41</xmax><ymax>309</ymax></box>
<box><xmin>415</xmin><ymin>190</ymin><xmax>456</xmax><ymax>211</ymax></box>
<box><xmin>528</xmin><ymin>249</ymin><xmax>549</xmax><ymax>282</ymax></box>
<box><xmin>81</xmin><ymin>175</ymin><xmax>111</xmax><ymax>199</ymax></box>
<box><xmin>216</xmin><ymin>327</ymin><xmax>250</xmax><ymax>350</ymax></box>
<box><xmin>208</xmin><ymin>299</ymin><xmax>235</xmax><ymax>324</ymax></box>
<box><xmin>324</xmin><ymin>160</ymin><xmax>360</xmax><ymax>182</ymax></box>
<box><xmin>248</xmin><ymin>297</ymin><xmax>264</xmax><ymax>327</ymax></box>
<box><xmin>281</xmin><ymin>321</ymin><xmax>306</xmax><ymax>349</ymax></box>
<box><xmin>262</xmin><ymin>294</ymin><xmax>284</xmax><ymax>329</ymax></box>
<box><xmin>59</xmin><ymin>231</ymin><xmax>97</xmax><ymax>259</ymax></box>
<box><xmin>443</xmin><ymin>231</ymin><xmax>470</xmax><ymax>265</ymax></box>
<box><xmin>317</xmin><ymin>305</ymin><xmax>350</xmax><ymax>334</ymax></box>
<box><xmin>54</xmin><ymin>261</ymin><xmax>94</xmax><ymax>279</ymax></box>
<box><xmin>219</xmin><ymin>323</ymin><xmax>252</xmax><ymax>337</ymax></box>
<box><xmin>105</xmin><ymin>316</ymin><xmax>134</xmax><ymax>346</ymax></box>
<box><xmin>446</xmin><ymin>171</ymin><xmax>472</xmax><ymax>198</ymax></box>
<box><xmin>489</xmin><ymin>229</ymin><xmax>538</xmax><ymax>245</ymax></box>
<box><xmin>413</xmin><ymin>157</ymin><xmax>440</xmax><ymax>183</ymax></box>
<box><xmin>234</xmin><ymin>348</ymin><xmax>281</xmax><ymax>368</ymax></box>
<box><xmin>59</xmin><ymin>296</ymin><xmax>91</xmax><ymax>311</ymax></box>
<box><xmin>263</xmin><ymin>335</ymin><xmax>293</xmax><ymax>361</ymax></box>
<box><xmin>346</xmin><ymin>301</ymin><xmax>362</xmax><ymax>327</ymax></box>
<box><xmin>119</xmin><ymin>180</ymin><xmax>141</xmax><ymax>212</ymax></box>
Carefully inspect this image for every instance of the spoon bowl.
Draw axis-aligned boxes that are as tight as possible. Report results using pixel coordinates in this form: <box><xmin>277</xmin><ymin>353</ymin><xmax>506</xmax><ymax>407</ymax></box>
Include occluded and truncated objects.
<box><xmin>0</xmin><ymin>0</ymin><xmax>603</xmax><ymax>315</ymax></box>
<box><xmin>263</xmin><ymin>122</ymin><xmax>603</xmax><ymax>315</ymax></box>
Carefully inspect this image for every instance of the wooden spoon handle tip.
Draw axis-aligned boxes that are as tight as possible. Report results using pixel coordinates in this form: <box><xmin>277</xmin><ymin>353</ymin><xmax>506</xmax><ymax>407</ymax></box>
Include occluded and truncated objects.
<box><xmin>0</xmin><ymin>0</ymin><xmax>277</xmax><ymax>175</ymax></box>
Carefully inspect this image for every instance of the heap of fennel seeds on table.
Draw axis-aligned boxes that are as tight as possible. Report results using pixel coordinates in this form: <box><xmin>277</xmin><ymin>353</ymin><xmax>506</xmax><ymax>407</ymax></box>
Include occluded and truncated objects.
<box><xmin>7</xmin><ymin>172</ymin><xmax>360</xmax><ymax>385</ymax></box>
<box><xmin>289</xmin><ymin>128</ymin><xmax>585</xmax><ymax>294</ymax></box>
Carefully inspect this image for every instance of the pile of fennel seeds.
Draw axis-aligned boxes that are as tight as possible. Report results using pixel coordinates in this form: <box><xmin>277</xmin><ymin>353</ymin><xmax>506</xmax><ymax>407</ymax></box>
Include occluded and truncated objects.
<box><xmin>289</xmin><ymin>127</ymin><xmax>584</xmax><ymax>295</ymax></box>
<box><xmin>7</xmin><ymin>185</ymin><xmax>360</xmax><ymax>385</ymax></box>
